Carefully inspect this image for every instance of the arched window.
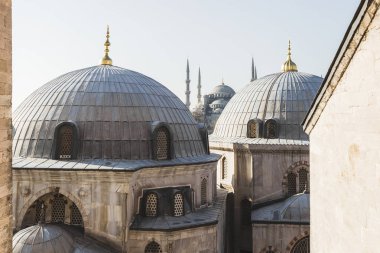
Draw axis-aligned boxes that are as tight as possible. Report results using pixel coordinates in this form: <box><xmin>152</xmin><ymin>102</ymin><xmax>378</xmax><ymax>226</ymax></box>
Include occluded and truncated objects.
<box><xmin>173</xmin><ymin>193</ymin><xmax>184</xmax><ymax>216</ymax></box>
<box><xmin>298</xmin><ymin>168</ymin><xmax>309</xmax><ymax>192</ymax></box>
<box><xmin>57</xmin><ymin>125</ymin><xmax>74</xmax><ymax>159</ymax></box>
<box><xmin>247</xmin><ymin>120</ymin><xmax>257</xmax><ymax>138</ymax></box>
<box><xmin>154</xmin><ymin>126</ymin><xmax>171</xmax><ymax>160</ymax></box>
<box><xmin>265</xmin><ymin>119</ymin><xmax>277</xmax><ymax>139</ymax></box>
<box><xmin>222</xmin><ymin>157</ymin><xmax>228</xmax><ymax>179</ymax></box>
<box><xmin>34</xmin><ymin>200</ymin><xmax>45</xmax><ymax>223</ymax></box>
<box><xmin>51</xmin><ymin>194</ymin><xmax>66</xmax><ymax>223</ymax></box>
<box><xmin>291</xmin><ymin>236</ymin><xmax>310</xmax><ymax>253</ymax></box>
<box><xmin>145</xmin><ymin>241</ymin><xmax>162</xmax><ymax>253</ymax></box>
<box><xmin>201</xmin><ymin>178</ymin><xmax>207</xmax><ymax>205</ymax></box>
<box><xmin>70</xmin><ymin>204</ymin><xmax>83</xmax><ymax>226</ymax></box>
<box><xmin>287</xmin><ymin>172</ymin><xmax>297</xmax><ymax>196</ymax></box>
<box><xmin>145</xmin><ymin>193</ymin><xmax>158</xmax><ymax>217</ymax></box>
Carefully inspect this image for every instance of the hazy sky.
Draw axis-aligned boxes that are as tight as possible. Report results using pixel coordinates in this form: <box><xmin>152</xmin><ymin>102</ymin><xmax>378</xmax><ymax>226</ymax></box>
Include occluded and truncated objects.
<box><xmin>13</xmin><ymin>0</ymin><xmax>359</xmax><ymax>109</ymax></box>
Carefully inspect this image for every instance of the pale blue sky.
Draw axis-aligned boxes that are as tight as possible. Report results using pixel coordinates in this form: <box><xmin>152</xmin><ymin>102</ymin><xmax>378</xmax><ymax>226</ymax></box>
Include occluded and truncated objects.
<box><xmin>13</xmin><ymin>0</ymin><xmax>359</xmax><ymax>108</ymax></box>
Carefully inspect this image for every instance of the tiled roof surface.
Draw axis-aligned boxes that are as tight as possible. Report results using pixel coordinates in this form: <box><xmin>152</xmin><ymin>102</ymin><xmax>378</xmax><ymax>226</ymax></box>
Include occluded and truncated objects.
<box><xmin>12</xmin><ymin>154</ymin><xmax>220</xmax><ymax>171</ymax></box>
<box><xmin>252</xmin><ymin>193</ymin><xmax>309</xmax><ymax>224</ymax></box>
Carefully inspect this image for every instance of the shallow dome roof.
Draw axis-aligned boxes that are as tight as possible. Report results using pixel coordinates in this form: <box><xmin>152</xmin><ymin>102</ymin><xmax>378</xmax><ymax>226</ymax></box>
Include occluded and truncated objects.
<box><xmin>212</xmin><ymin>72</ymin><xmax>323</xmax><ymax>140</ymax></box>
<box><xmin>210</xmin><ymin>83</ymin><xmax>235</xmax><ymax>97</ymax></box>
<box><xmin>210</xmin><ymin>99</ymin><xmax>228</xmax><ymax>106</ymax></box>
<box><xmin>13</xmin><ymin>65</ymin><xmax>206</xmax><ymax>160</ymax></box>
<box><xmin>13</xmin><ymin>224</ymin><xmax>74</xmax><ymax>253</ymax></box>
<box><xmin>252</xmin><ymin>193</ymin><xmax>310</xmax><ymax>223</ymax></box>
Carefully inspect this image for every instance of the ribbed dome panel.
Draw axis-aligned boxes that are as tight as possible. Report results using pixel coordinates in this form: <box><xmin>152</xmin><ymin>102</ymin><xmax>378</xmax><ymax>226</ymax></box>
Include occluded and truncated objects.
<box><xmin>13</xmin><ymin>65</ymin><xmax>206</xmax><ymax>159</ymax></box>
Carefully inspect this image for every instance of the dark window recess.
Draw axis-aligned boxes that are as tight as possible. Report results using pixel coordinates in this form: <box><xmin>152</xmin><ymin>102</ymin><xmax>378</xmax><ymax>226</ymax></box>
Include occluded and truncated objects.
<box><xmin>51</xmin><ymin>194</ymin><xmax>66</xmax><ymax>223</ymax></box>
<box><xmin>247</xmin><ymin>121</ymin><xmax>257</xmax><ymax>138</ymax></box>
<box><xmin>173</xmin><ymin>193</ymin><xmax>184</xmax><ymax>216</ymax></box>
<box><xmin>34</xmin><ymin>200</ymin><xmax>45</xmax><ymax>223</ymax></box>
<box><xmin>291</xmin><ymin>236</ymin><xmax>310</xmax><ymax>253</ymax></box>
<box><xmin>241</xmin><ymin>199</ymin><xmax>251</xmax><ymax>226</ymax></box>
<box><xmin>145</xmin><ymin>193</ymin><xmax>158</xmax><ymax>217</ymax></box>
<box><xmin>298</xmin><ymin>168</ymin><xmax>309</xmax><ymax>192</ymax></box>
<box><xmin>201</xmin><ymin>178</ymin><xmax>207</xmax><ymax>205</ymax></box>
<box><xmin>154</xmin><ymin>127</ymin><xmax>170</xmax><ymax>160</ymax></box>
<box><xmin>145</xmin><ymin>241</ymin><xmax>162</xmax><ymax>253</ymax></box>
<box><xmin>70</xmin><ymin>204</ymin><xmax>83</xmax><ymax>226</ymax></box>
<box><xmin>266</xmin><ymin>120</ymin><xmax>277</xmax><ymax>138</ymax></box>
<box><xmin>222</xmin><ymin>157</ymin><xmax>228</xmax><ymax>179</ymax></box>
<box><xmin>287</xmin><ymin>172</ymin><xmax>297</xmax><ymax>196</ymax></box>
<box><xmin>57</xmin><ymin>125</ymin><xmax>74</xmax><ymax>159</ymax></box>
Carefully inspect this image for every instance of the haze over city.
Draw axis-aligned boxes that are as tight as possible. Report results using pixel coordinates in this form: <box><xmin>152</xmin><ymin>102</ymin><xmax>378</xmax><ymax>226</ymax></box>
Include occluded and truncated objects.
<box><xmin>13</xmin><ymin>0</ymin><xmax>358</xmax><ymax>108</ymax></box>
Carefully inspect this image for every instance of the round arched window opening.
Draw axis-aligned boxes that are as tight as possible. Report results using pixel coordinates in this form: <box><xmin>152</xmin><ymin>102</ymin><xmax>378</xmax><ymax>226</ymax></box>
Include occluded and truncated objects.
<box><xmin>21</xmin><ymin>192</ymin><xmax>83</xmax><ymax>229</ymax></box>
<box><xmin>153</xmin><ymin>126</ymin><xmax>171</xmax><ymax>160</ymax></box>
<box><xmin>290</xmin><ymin>236</ymin><xmax>310</xmax><ymax>253</ymax></box>
<box><xmin>145</xmin><ymin>241</ymin><xmax>162</xmax><ymax>253</ymax></box>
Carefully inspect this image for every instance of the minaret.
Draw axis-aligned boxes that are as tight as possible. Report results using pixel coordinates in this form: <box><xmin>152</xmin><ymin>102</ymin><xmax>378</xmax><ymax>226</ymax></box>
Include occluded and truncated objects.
<box><xmin>197</xmin><ymin>67</ymin><xmax>202</xmax><ymax>104</ymax></box>
<box><xmin>185</xmin><ymin>59</ymin><xmax>191</xmax><ymax>108</ymax></box>
<box><xmin>251</xmin><ymin>57</ymin><xmax>257</xmax><ymax>81</ymax></box>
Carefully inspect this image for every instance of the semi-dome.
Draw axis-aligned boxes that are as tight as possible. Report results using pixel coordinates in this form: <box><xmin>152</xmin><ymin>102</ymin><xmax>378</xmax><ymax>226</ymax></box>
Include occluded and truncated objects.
<box><xmin>13</xmin><ymin>224</ymin><xmax>75</xmax><ymax>253</ymax></box>
<box><xmin>13</xmin><ymin>65</ymin><xmax>207</xmax><ymax>160</ymax></box>
<box><xmin>212</xmin><ymin>71</ymin><xmax>323</xmax><ymax>140</ymax></box>
<box><xmin>252</xmin><ymin>193</ymin><xmax>310</xmax><ymax>223</ymax></box>
<box><xmin>209</xmin><ymin>83</ymin><xmax>235</xmax><ymax>98</ymax></box>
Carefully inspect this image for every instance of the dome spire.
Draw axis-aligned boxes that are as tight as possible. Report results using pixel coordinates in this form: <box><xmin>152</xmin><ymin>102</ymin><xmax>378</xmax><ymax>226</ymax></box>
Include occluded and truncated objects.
<box><xmin>281</xmin><ymin>40</ymin><xmax>298</xmax><ymax>72</ymax></box>
<box><xmin>101</xmin><ymin>25</ymin><xmax>113</xmax><ymax>65</ymax></box>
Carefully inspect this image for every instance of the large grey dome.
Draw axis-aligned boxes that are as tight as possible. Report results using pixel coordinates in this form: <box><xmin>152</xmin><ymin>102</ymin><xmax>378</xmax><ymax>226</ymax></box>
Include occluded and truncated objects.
<box><xmin>13</xmin><ymin>65</ymin><xmax>206</xmax><ymax>160</ymax></box>
<box><xmin>212</xmin><ymin>72</ymin><xmax>323</xmax><ymax>140</ymax></box>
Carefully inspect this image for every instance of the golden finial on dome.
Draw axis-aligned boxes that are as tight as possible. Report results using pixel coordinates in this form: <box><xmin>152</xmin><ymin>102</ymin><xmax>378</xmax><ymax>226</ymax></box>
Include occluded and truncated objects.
<box><xmin>101</xmin><ymin>25</ymin><xmax>113</xmax><ymax>65</ymax></box>
<box><xmin>281</xmin><ymin>40</ymin><xmax>298</xmax><ymax>72</ymax></box>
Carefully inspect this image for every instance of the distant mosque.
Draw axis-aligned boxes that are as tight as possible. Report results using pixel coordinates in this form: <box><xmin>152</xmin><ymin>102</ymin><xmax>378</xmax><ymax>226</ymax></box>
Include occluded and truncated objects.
<box><xmin>187</xmin><ymin>59</ymin><xmax>258</xmax><ymax>133</ymax></box>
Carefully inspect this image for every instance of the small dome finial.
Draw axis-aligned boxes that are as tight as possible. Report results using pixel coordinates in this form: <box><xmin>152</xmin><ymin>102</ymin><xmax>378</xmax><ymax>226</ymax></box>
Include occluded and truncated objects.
<box><xmin>281</xmin><ymin>40</ymin><xmax>298</xmax><ymax>72</ymax></box>
<box><xmin>101</xmin><ymin>25</ymin><xmax>113</xmax><ymax>65</ymax></box>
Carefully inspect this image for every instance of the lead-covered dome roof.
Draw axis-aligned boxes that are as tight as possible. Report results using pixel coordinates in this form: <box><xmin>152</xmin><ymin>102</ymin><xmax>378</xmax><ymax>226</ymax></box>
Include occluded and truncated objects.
<box><xmin>212</xmin><ymin>71</ymin><xmax>323</xmax><ymax>140</ymax></box>
<box><xmin>252</xmin><ymin>193</ymin><xmax>310</xmax><ymax>223</ymax></box>
<box><xmin>13</xmin><ymin>224</ymin><xmax>74</xmax><ymax>253</ymax></box>
<box><xmin>13</xmin><ymin>65</ymin><xmax>206</xmax><ymax>160</ymax></box>
<box><xmin>209</xmin><ymin>83</ymin><xmax>235</xmax><ymax>98</ymax></box>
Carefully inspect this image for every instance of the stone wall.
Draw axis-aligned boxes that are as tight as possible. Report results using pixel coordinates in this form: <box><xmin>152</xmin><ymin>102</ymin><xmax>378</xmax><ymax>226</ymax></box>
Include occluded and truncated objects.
<box><xmin>0</xmin><ymin>0</ymin><xmax>12</xmax><ymax>252</ymax></box>
<box><xmin>210</xmin><ymin>144</ymin><xmax>309</xmax><ymax>252</ymax></box>
<box><xmin>308</xmin><ymin>3</ymin><xmax>380</xmax><ymax>252</ymax></box>
<box><xmin>252</xmin><ymin>224</ymin><xmax>309</xmax><ymax>253</ymax></box>
<box><xmin>13</xmin><ymin>161</ymin><xmax>218</xmax><ymax>251</ymax></box>
<box><xmin>128</xmin><ymin>225</ymin><xmax>218</xmax><ymax>253</ymax></box>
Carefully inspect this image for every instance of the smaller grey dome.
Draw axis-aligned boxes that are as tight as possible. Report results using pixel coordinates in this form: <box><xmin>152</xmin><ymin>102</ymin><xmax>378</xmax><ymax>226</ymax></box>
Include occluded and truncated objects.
<box><xmin>210</xmin><ymin>99</ymin><xmax>228</xmax><ymax>107</ymax></box>
<box><xmin>252</xmin><ymin>193</ymin><xmax>309</xmax><ymax>223</ymax></box>
<box><xmin>210</xmin><ymin>83</ymin><xmax>235</xmax><ymax>97</ymax></box>
<box><xmin>13</xmin><ymin>224</ymin><xmax>75</xmax><ymax>253</ymax></box>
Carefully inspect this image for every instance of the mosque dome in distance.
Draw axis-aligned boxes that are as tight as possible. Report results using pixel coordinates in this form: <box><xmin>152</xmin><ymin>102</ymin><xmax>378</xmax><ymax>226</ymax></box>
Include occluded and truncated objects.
<box><xmin>210</xmin><ymin>82</ymin><xmax>235</xmax><ymax>98</ymax></box>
